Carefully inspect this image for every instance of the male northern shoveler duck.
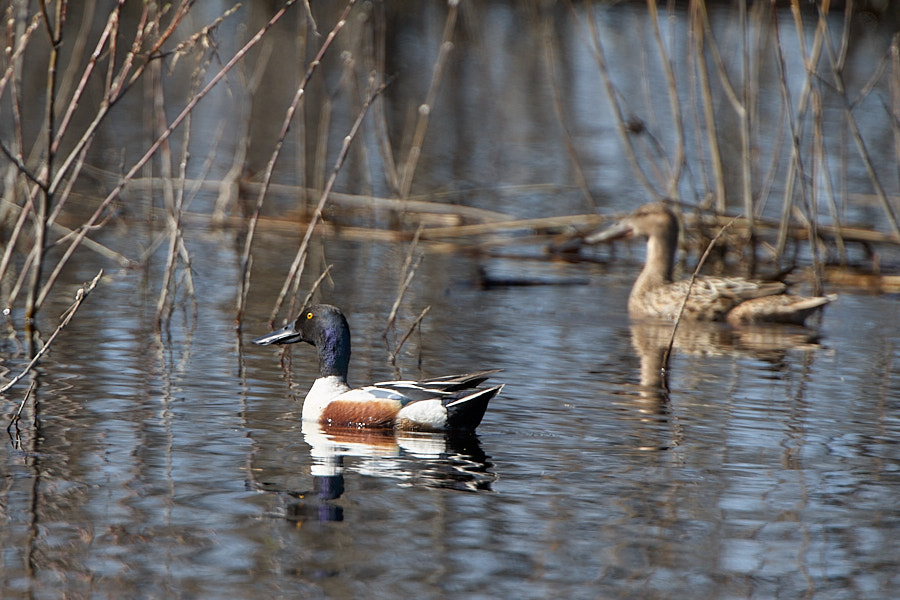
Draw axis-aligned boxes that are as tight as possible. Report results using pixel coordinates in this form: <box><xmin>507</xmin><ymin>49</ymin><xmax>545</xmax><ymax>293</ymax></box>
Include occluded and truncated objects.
<box><xmin>587</xmin><ymin>202</ymin><xmax>835</xmax><ymax>325</ymax></box>
<box><xmin>252</xmin><ymin>304</ymin><xmax>503</xmax><ymax>432</ymax></box>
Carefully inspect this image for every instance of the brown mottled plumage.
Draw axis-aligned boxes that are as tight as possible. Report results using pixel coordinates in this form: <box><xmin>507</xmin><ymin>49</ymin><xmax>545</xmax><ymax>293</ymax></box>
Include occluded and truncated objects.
<box><xmin>587</xmin><ymin>203</ymin><xmax>834</xmax><ymax>325</ymax></box>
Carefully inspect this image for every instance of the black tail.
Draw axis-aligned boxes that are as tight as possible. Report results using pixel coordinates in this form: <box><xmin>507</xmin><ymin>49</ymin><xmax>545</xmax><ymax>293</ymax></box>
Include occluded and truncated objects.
<box><xmin>418</xmin><ymin>369</ymin><xmax>502</xmax><ymax>392</ymax></box>
<box><xmin>445</xmin><ymin>384</ymin><xmax>504</xmax><ymax>430</ymax></box>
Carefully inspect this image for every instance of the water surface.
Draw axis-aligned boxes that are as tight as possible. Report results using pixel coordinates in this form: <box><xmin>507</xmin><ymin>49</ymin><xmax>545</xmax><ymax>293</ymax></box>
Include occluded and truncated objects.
<box><xmin>3</xmin><ymin>235</ymin><xmax>899</xmax><ymax>598</ymax></box>
<box><xmin>2</xmin><ymin>2</ymin><xmax>900</xmax><ymax>598</ymax></box>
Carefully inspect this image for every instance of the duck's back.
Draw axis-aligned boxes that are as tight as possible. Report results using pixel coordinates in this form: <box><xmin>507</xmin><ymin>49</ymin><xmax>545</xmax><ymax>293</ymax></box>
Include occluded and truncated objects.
<box><xmin>629</xmin><ymin>276</ymin><xmax>789</xmax><ymax>321</ymax></box>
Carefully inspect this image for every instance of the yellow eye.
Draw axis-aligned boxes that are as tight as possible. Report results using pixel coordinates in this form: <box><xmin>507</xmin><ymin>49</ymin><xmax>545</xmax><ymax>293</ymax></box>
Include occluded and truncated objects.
<box><xmin>306</xmin><ymin>312</ymin><xmax>314</xmax><ymax>320</ymax></box>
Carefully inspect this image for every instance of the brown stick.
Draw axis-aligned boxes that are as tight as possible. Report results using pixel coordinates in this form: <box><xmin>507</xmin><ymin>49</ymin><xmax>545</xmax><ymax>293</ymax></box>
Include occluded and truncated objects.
<box><xmin>689</xmin><ymin>1</ymin><xmax>725</xmax><ymax>212</ymax></box>
<box><xmin>37</xmin><ymin>2</ymin><xmax>296</xmax><ymax>314</ymax></box>
<box><xmin>236</xmin><ymin>0</ymin><xmax>355</xmax><ymax>327</ymax></box>
<box><xmin>388</xmin><ymin>304</ymin><xmax>431</xmax><ymax>372</ymax></box>
<box><xmin>661</xmin><ymin>215</ymin><xmax>739</xmax><ymax>376</ymax></box>
<box><xmin>384</xmin><ymin>225</ymin><xmax>424</xmax><ymax>338</ymax></box>
<box><xmin>2</xmin><ymin>269</ymin><xmax>102</xmax><ymax>395</ymax></box>
<box><xmin>299</xmin><ymin>265</ymin><xmax>334</xmax><ymax>314</ymax></box>
<box><xmin>7</xmin><ymin>380</ymin><xmax>36</xmax><ymax>438</ymax></box>
<box><xmin>265</xmin><ymin>76</ymin><xmax>388</xmax><ymax>327</ymax></box>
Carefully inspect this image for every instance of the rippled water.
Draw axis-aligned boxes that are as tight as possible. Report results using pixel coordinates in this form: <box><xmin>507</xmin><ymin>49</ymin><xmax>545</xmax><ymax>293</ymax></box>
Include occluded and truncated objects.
<box><xmin>2</xmin><ymin>234</ymin><xmax>899</xmax><ymax>598</ymax></box>
<box><xmin>3</xmin><ymin>1</ymin><xmax>900</xmax><ymax>598</ymax></box>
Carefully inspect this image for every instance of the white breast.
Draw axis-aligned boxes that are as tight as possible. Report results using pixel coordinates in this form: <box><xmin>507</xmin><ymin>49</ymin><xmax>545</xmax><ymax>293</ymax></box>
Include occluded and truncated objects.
<box><xmin>303</xmin><ymin>376</ymin><xmax>352</xmax><ymax>422</ymax></box>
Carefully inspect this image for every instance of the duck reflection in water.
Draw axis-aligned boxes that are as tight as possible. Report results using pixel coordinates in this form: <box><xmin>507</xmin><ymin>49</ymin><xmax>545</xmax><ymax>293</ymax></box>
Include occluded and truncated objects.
<box><xmin>554</xmin><ymin>202</ymin><xmax>833</xmax><ymax>436</ymax></box>
<box><xmin>251</xmin><ymin>304</ymin><xmax>499</xmax><ymax>523</ymax></box>
<box><xmin>625</xmin><ymin>319</ymin><xmax>826</xmax><ymax>454</ymax></box>
<box><xmin>265</xmin><ymin>422</ymin><xmax>494</xmax><ymax>524</ymax></box>
<box><xmin>630</xmin><ymin>319</ymin><xmax>825</xmax><ymax>406</ymax></box>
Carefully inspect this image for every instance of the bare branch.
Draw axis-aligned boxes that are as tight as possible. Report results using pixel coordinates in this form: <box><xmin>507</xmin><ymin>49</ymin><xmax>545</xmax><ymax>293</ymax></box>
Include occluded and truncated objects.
<box><xmin>36</xmin><ymin>1</ymin><xmax>298</xmax><ymax>313</ymax></box>
<box><xmin>661</xmin><ymin>215</ymin><xmax>739</xmax><ymax>374</ymax></box>
<box><xmin>235</xmin><ymin>0</ymin><xmax>356</xmax><ymax>326</ymax></box>
<box><xmin>1</xmin><ymin>270</ymin><xmax>103</xmax><ymax>395</ymax></box>
<box><xmin>263</xmin><ymin>74</ymin><xmax>389</xmax><ymax>327</ymax></box>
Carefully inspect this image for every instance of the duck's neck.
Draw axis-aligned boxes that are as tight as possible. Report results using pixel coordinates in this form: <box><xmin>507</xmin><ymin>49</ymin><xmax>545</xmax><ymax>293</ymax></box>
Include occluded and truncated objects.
<box><xmin>632</xmin><ymin>230</ymin><xmax>676</xmax><ymax>296</ymax></box>
<box><xmin>305</xmin><ymin>326</ymin><xmax>352</xmax><ymax>423</ymax></box>
<box><xmin>317</xmin><ymin>326</ymin><xmax>351</xmax><ymax>383</ymax></box>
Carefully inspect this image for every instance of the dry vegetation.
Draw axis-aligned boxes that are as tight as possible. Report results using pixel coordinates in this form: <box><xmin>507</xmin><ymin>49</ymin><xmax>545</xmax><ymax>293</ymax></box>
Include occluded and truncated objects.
<box><xmin>0</xmin><ymin>0</ymin><xmax>899</xmax><ymax>376</ymax></box>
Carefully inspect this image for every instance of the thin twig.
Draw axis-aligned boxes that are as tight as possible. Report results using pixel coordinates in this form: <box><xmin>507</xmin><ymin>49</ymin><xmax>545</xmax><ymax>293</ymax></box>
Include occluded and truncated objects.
<box><xmin>7</xmin><ymin>380</ymin><xmax>36</xmax><ymax>441</ymax></box>
<box><xmin>383</xmin><ymin>224</ymin><xmax>423</xmax><ymax>337</ymax></box>
<box><xmin>812</xmin><ymin>89</ymin><xmax>846</xmax><ymax>264</ymax></box>
<box><xmin>154</xmin><ymin>44</ymin><xmax>179</xmax><ymax>329</ymax></box>
<box><xmin>661</xmin><ymin>215</ymin><xmax>739</xmax><ymax>375</ymax></box>
<box><xmin>773</xmin><ymin>0</ymin><xmax>829</xmax><ymax>259</ymax></box>
<box><xmin>299</xmin><ymin>264</ymin><xmax>334</xmax><ymax>315</ymax></box>
<box><xmin>818</xmin><ymin>16</ymin><xmax>900</xmax><ymax>240</ymax></box>
<box><xmin>575</xmin><ymin>0</ymin><xmax>661</xmax><ymax>199</ymax></box>
<box><xmin>0</xmin><ymin>143</ymin><xmax>46</xmax><ymax>191</ymax></box>
<box><xmin>236</xmin><ymin>0</ymin><xmax>355</xmax><ymax>327</ymax></box>
<box><xmin>773</xmin><ymin>8</ymin><xmax>807</xmax><ymax>261</ymax></box>
<box><xmin>156</xmin><ymin>21</ymin><xmax>221</xmax><ymax>330</ymax></box>
<box><xmin>384</xmin><ymin>253</ymin><xmax>424</xmax><ymax>336</ymax></box>
<box><xmin>388</xmin><ymin>304</ymin><xmax>431</xmax><ymax>372</ymax></box>
<box><xmin>689</xmin><ymin>1</ymin><xmax>726</xmax><ymax>211</ymax></box>
<box><xmin>0</xmin><ymin>13</ymin><xmax>42</xmax><ymax>99</ymax></box>
<box><xmin>265</xmin><ymin>75</ymin><xmax>388</xmax><ymax>327</ymax></box>
<box><xmin>1</xmin><ymin>269</ymin><xmax>102</xmax><ymax>396</ymax></box>
<box><xmin>51</xmin><ymin>0</ymin><xmax>114</xmax><ymax>156</ymax></box>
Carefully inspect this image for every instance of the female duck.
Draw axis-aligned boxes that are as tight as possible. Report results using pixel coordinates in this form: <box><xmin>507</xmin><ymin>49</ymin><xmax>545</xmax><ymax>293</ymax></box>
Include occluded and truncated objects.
<box><xmin>587</xmin><ymin>203</ymin><xmax>834</xmax><ymax>325</ymax></box>
<box><xmin>253</xmin><ymin>304</ymin><xmax>503</xmax><ymax>431</ymax></box>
